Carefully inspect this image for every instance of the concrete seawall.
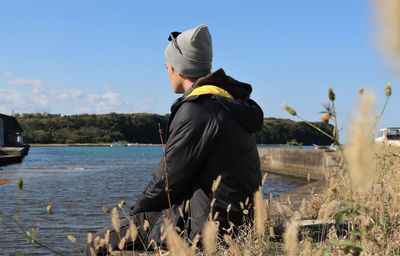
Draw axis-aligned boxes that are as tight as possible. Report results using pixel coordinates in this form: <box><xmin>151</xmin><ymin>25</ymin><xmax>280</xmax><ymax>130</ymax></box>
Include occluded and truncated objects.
<box><xmin>258</xmin><ymin>148</ymin><xmax>340</xmax><ymax>180</ymax></box>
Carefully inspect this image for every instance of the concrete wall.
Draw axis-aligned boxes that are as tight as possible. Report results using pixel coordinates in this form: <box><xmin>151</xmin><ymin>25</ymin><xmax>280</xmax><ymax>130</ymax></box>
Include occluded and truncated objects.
<box><xmin>258</xmin><ymin>148</ymin><xmax>340</xmax><ymax>180</ymax></box>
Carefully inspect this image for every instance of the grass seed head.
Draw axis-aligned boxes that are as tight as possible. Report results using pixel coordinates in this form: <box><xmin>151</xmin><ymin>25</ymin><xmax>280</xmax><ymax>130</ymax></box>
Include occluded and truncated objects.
<box><xmin>328</xmin><ymin>87</ymin><xmax>336</xmax><ymax>101</ymax></box>
<box><xmin>284</xmin><ymin>104</ymin><xmax>297</xmax><ymax>116</ymax></box>
<box><xmin>129</xmin><ymin>220</ymin><xmax>138</xmax><ymax>243</ymax></box>
<box><xmin>283</xmin><ymin>220</ymin><xmax>299</xmax><ymax>256</ymax></box>
<box><xmin>164</xmin><ymin>219</ymin><xmax>191</xmax><ymax>256</ymax></box>
<box><xmin>111</xmin><ymin>207</ymin><xmax>120</xmax><ymax>234</ymax></box>
<box><xmin>202</xmin><ymin>220</ymin><xmax>218</xmax><ymax>255</ymax></box>
<box><xmin>67</xmin><ymin>235</ymin><xmax>77</xmax><ymax>244</ymax></box>
<box><xmin>345</xmin><ymin>92</ymin><xmax>376</xmax><ymax>193</ymax></box>
<box><xmin>385</xmin><ymin>82</ymin><xmax>392</xmax><ymax>96</ymax></box>
<box><xmin>87</xmin><ymin>232</ymin><xmax>93</xmax><ymax>244</ymax></box>
<box><xmin>254</xmin><ymin>189</ymin><xmax>266</xmax><ymax>236</ymax></box>
<box><xmin>118</xmin><ymin>200</ymin><xmax>126</xmax><ymax>209</ymax></box>
<box><xmin>211</xmin><ymin>175</ymin><xmax>222</xmax><ymax>192</ymax></box>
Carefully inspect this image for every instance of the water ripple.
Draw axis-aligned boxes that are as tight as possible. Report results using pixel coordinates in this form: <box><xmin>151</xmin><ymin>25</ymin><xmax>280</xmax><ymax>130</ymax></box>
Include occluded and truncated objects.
<box><xmin>0</xmin><ymin>146</ymin><xmax>306</xmax><ymax>254</ymax></box>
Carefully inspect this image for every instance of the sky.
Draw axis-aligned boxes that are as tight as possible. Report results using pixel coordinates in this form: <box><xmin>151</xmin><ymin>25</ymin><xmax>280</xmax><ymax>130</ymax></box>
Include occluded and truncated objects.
<box><xmin>0</xmin><ymin>0</ymin><xmax>399</xmax><ymax>138</ymax></box>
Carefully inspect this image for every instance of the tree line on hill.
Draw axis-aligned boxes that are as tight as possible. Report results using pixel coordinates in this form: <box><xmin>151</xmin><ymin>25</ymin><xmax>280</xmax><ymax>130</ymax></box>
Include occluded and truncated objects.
<box><xmin>15</xmin><ymin>113</ymin><xmax>334</xmax><ymax>145</ymax></box>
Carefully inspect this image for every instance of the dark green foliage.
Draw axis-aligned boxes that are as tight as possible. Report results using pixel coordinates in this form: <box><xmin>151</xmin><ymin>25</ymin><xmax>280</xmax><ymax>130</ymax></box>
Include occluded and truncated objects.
<box><xmin>15</xmin><ymin>113</ymin><xmax>333</xmax><ymax>145</ymax></box>
<box><xmin>255</xmin><ymin>117</ymin><xmax>334</xmax><ymax>145</ymax></box>
<box><xmin>16</xmin><ymin>113</ymin><xmax>169</xmax><ymax>144</ymax></box>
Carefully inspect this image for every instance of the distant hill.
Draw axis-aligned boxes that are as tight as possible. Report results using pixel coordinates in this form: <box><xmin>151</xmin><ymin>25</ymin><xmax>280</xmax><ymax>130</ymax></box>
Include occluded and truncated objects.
<box><xmin>15</xmin><ymin>113</ymin><xmax>333</xmax><ymax>145</ymax></box>
<box><xmin>256</xmin><ymin>117</ymin><xmax>333</xmax><ymax>145</ymax></box>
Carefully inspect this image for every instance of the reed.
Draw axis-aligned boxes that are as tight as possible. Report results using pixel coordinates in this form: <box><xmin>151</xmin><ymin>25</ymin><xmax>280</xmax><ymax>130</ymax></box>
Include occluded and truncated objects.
<box><xmin>253</xmin><ymin>188</ymin><xmax>266</xmax><ymax>237</ymax></box>
<box><xmin>345</xmin><ymin>92</ymin><xmax>376</xmax><ymax>194</ymax></box>
<box><xmin>111</xmin><ymin>207</ymin><xmax>120</xmax><ymax>234</ymax></box>
<box><xmin>283</xmin><ymin>220</ymin><xmax>298</xmax><ymax>256</ymax></box>
<box><xmin>373</xmin><ymin>0</ymin><xmax>400</xmax><ymax>74</ymax></box>
<box><xmin>202</xmin><ymin>220</ymin><xmax>218</xmax><ymax>255</ymax></box>
<box><xmin>163</xmin><ymin>219</ymin><xmax>191</xmax><ymax>256</ymax></box>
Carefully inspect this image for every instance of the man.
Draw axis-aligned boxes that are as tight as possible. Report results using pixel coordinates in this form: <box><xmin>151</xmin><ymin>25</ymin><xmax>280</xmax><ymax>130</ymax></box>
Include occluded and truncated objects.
<box><xmin>91</xmin><ymin>24</ymin><xmax>263</xmax><ymax>254</ymax></box>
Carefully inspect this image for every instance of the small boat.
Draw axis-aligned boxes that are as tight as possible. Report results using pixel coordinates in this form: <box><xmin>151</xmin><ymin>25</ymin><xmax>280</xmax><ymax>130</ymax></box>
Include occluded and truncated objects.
<box><xmin>110</xmin><ymin>142</ymin><xmax>124</xmax><ymax>147</ymax></box>
<box><xmin>313</xmin><ymin>143</ymin><xmax>337</xmax><ymax>151</ymax></box>
<box><xmin>375</xmin><ymin>127</ymin><xmax>400</xmax><ymax>146</ymax></box>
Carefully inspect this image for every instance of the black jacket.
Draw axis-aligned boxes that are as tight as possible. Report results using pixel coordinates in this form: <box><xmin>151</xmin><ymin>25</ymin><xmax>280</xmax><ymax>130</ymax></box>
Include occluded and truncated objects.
<box><xmin>131</xmin><ymin>68</ymin><xmax>263</xmax><ymax>241</ymax></box>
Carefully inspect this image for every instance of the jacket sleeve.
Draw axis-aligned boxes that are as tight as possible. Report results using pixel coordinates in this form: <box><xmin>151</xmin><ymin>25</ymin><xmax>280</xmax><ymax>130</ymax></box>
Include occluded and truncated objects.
<box><xmin>132</xmin><ymin>101</ymin><xmax>219</xmax><ymax>214</ymax></box>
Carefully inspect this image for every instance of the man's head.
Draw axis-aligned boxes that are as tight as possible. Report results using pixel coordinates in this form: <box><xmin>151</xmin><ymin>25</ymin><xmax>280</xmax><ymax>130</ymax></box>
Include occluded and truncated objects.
<box><xmin>165</xmin><ymin>24</ymin><xmax>213</xmax><ymax>93</ymax></box>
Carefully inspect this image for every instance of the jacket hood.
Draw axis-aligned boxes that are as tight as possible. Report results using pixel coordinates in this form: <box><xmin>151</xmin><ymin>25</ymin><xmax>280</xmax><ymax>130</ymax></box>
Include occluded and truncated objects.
<box><xmin>194</xmin><ymin>68</ymin><xmax>252</xmax><ymax>100</ymax></box>
<box><xmin>190</xmin><ymin>69</ymin><xmax>264</xmax><ymax>133</ymax></box>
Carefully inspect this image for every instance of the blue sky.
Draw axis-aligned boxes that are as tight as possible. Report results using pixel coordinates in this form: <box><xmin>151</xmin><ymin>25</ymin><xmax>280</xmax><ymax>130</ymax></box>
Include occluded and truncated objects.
<box><xmin>0</xmin><ymin>0</ymin><xmax>398</xmax><ymax>135</ymax></box>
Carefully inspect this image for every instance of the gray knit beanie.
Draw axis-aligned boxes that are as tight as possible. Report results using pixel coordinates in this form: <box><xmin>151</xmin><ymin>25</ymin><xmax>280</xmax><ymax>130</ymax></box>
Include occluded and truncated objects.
<box><xmin>165</xmin><ymin>24</ymin><xmax>213</xmax><ymax>78</ymax></box>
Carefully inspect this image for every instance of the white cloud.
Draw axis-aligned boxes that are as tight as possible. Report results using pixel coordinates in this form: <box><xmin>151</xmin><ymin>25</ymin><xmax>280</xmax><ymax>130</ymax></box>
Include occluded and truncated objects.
<box><xmin>88</xmin><ymin>91</ymin><xmax>119</xmax><ymax>103</ymax></box>
<box><xmin>74</xmin><ymin>106</ymin><xmax>92</xmax><ymax>114</ymax></box>
<box><xmin>88</xmin><ymin>91</ymin><xmax>121</xmax><ymax>112</ymax></box>
<box><xmin>133</xmin><ymin>98</ymin><xmax>155</xmax><ymax>113</ymax></box>
<box><xmin>50</xmin><ymin>89</ymin><xmax>83</xmax><ymax>100</ymax></box>
<box><xmin>0</xmin><ymin>89</ymin><xmax>31</xmax><ymax>114</ymax></box>
<box><xmin>3</xmin><ymin>73</ymin><xmax>136</xmax><ymax>114</ymax></box>
<box><xmin>0</xmin><ymin>89</ymin><xmax>23</xmax><ymax>103</ymax></box>
<box><xmin>8</xmin><ymin>78</ymin><xmax>45</xmax><ymax>93</ymax></box>
<box><xmin>34</xmin><ymin>94</ymin><xmax>50</xmax><ymax>108</ymax></box>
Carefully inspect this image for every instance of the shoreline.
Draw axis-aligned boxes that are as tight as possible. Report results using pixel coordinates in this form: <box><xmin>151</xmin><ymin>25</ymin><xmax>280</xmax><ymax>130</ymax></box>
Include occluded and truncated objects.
<box><xmin>30</xmin><ymin>143</ymin><xmax>163</xmax><ymax>147</ymax></box>
<box><xmin>30</xmin><ymin>143</ymin><xmax>311</xmax><ymax>147</ymax></box>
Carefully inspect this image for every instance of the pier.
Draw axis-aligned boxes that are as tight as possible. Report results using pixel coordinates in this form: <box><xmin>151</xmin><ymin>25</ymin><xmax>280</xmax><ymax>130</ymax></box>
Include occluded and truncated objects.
<box><xmin>258</xmin><ymin>147</ymin><xmax>339</xmax><ymax>180</ymax></box>
<box><xmin>0</xmin><ymin>113</ymin><xmax>30</xmax><ymax>166</ymax></box>
<box><xmin>0</xmin><ymin>146</ymin><xmax>30</xmax><ymax>166</ymax></box>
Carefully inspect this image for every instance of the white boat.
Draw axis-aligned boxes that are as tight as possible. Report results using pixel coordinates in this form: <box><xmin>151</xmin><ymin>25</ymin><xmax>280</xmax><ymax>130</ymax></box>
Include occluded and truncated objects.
<box><xmin>375</xmin><ymin>127</ymin><xmax>400</xmax><ymax>146</ymax></box>
<box><xmin>110</xmin><ymin>142</ymin><xmax>124</xmax><ymax>147</ymax></box>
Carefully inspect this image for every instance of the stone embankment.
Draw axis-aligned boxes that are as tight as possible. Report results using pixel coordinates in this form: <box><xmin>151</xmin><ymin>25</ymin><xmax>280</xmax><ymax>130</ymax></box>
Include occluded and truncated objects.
<box><xmin>258</xmin><ymin>148</ymin><xmax>341</xmax><ymax>236</ymax></box>
<box><xmin>258</xmin><ymin>147</ymin><xmax>340</xmax><ymax>180</ymax></box>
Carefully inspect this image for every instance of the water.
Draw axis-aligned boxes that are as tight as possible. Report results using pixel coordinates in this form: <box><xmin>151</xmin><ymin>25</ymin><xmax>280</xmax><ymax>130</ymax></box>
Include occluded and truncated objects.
<box><xmin>0</xmin><ymin>146</ymin><xmax>306</xmax><ymax>255</ymax></box>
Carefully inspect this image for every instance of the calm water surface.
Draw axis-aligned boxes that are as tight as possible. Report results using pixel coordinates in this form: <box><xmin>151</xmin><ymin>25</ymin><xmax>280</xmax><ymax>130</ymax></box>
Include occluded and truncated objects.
<box><xmin>0</xmin><ymin>146</ymin><xmax>306</xmax><ymax>255</ymax></box>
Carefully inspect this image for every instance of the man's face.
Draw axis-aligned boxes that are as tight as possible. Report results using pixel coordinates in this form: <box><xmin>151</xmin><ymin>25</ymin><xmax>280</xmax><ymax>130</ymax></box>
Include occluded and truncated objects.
<box><xmin>166</xmin><ymin>62</ymin><xmax>184</xmax><ymax>93</ymax></box>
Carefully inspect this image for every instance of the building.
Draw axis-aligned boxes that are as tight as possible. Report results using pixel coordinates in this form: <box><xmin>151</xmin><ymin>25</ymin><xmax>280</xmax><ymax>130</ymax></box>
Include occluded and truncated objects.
<box><xmin>0</xmin><ymin>114</ymin><xmax>24</xmax><ymax>147</ymax></box>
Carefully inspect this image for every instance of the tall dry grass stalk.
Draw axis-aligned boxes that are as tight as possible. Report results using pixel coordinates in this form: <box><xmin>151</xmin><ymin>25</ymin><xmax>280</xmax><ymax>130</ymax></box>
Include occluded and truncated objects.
<box><xmin>67</xmin><ymin>235</ymin><xmax>77</xmax><ymax>244</ymax></box>
<box><xmin>128</xmin><ymin>220</ymin><xmax>138</xmax><ymax>244</ymax></box>
<box><xmin>111</xmin><ymin>207</ymin><xmax>120</xmax><ymax>234</ymax></box>
<box><xmin>372</xmin><ymin>0</ymin><xmax>400</xmax><ymax>74</ymax></box>
<box><xmin>253</xmin><ymin>188</ymin><xmax>266</xmax><ymax>236</ymax></box>
<box><xmin>345</xmin><ymin>92</ymin><xmax>376</xmax><ymax>194</ymax></box>
<box><xmin>224</xmin><ymin>234</ymin><xmax>241</xmax><ymax>256</ymax></box>
<box><xmin>87</xmin><ymin>232</ymin><xmax>93</xmax><ymax>244</ymax></box>
<box><xmin>202</xmin><ymin>220</ymin><xmax>218</xmax><ymax>255</ymax></box>
<box><xmin>299</xmin><ymin>239</ymin><xmax>312</xmax><ymax>256</ymax></box>
<box><xmin>283</xmin><ymin>220</ymin><xmax>298</xmax><ymax>256</ymax></box>
<box><xmin>163</xmin><ymin>220</ymin><xmax>191</xmax><ymax>256</ymax></box>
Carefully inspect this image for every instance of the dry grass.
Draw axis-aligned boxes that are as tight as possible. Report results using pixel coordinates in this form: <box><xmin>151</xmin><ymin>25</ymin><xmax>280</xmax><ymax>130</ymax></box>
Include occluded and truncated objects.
<box><xmin>163</xmin><ymin>219</ymin><xmax>192</xmax><ymax>256</ymax></box>
<box><xmin>254</xmin><ymin>188</ymin><xmax>267</xmax><ymax>236</ymax></box>
<box><xmin>114</xmin><ymin>91</ymin><xmax>398</xmax><ymax>256</ymax></box>
<box><xmin>372</xmin><ymin>0</ymin><xmax>400</xmax><ymax>74</ymax></box>
<box><xmin>6</xmin><ymin>91</ymin><xmax>399</xmax><ymax>256</ymax></box>
<box><xmin>345</xmin><ymin>92</ymin><xmax>376</xmax><ymax>194</ymax></box>
<box><xmin>202</xmin><ymin>220</ymin><xmax>218</xmax><ymax>255</ymax></box>
<box><xmin>93</xmin><ymin>92</ymin><xmax>400</xmax><ymax>255</ymax></box>
<box><xmin>283</xmin><ymin>220</ymin><xmax>299</xmax><ymax>256</ymax></box>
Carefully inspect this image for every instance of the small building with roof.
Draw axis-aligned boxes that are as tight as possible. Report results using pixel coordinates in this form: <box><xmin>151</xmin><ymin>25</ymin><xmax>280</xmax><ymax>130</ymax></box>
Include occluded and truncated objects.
<box><xmin>0</xmin><ymin>113</ymin><xmax>24</xmax><ymax>147</ymax></box>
